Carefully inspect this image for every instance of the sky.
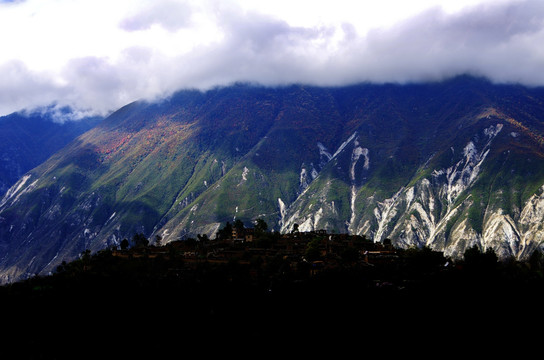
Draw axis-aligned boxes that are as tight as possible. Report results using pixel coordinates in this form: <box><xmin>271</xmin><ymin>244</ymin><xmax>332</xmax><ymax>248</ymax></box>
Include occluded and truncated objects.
<box><xmin>0</xmin><ymin>0</ymin><xmax>543</xmax><ymax>118</ymax></box>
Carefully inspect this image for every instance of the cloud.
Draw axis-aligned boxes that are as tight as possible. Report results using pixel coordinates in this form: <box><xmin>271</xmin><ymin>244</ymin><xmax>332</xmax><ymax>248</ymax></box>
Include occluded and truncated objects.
<box><xmin>351</xmin><ymin>0</ymin><xmax>544</xmax><ymax>84</ymax></box>
<box><xmin>119</xmin><ymin>0</ymin><xmax>194</xmax><ymax>32</ymax></box>
<box><xmin>0</xmin><ymin>61</ymin><xmax>67</xmax><ymax>114</ymax></box>
<box><xmin>157</xmin><ymin>0</ymin><xmax>544</xmax><ymax>87</ymax></box>
<box><xmin>1</xmin><ymin>0</ymin><xmax>544</xmax><ymax>117</ymax></box>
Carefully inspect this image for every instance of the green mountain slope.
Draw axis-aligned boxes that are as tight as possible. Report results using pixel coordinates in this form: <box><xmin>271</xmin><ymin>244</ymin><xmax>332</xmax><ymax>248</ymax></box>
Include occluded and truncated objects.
<box><xmin>2</xmin><ymin>76</ymin><xmax>544</xmax><ymax>283</ymax></box>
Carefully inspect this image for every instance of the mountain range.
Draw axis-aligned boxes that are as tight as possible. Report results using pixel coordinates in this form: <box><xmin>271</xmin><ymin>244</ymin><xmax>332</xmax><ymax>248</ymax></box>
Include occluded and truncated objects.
<box><xmin>0</xmin><ymin>108</ymin><xmax>101</xmax><ymax>197</ymax></box>
<box><xmin>2</xmin><ymin>75</ymin><xmax>544</xmax><ymax>283</ymax></box>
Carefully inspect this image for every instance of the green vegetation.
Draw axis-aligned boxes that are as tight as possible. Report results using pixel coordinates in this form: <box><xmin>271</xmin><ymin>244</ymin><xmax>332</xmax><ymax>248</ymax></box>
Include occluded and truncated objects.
<box><xmin>467</xmin><ymin>194</ymin><xmax>484</xmax><ymax>234</ymax></box>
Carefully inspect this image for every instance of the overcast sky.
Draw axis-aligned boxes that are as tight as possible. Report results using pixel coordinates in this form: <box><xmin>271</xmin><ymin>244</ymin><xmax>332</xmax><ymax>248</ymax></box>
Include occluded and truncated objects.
<box><xmin>0</xmin><ymin>0</ymin><xmax>543</xmax><ymax>118</ymax></box>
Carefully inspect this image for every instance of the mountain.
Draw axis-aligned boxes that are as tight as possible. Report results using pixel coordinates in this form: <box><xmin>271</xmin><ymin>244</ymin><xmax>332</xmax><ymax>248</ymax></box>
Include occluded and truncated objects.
<box><xmin>0</xmin><ymin>108</ymin><xmax>102</xmax><ymax>196</ymax></box>
<box><xmin>2</xmin><ymin>76</ymin><xmax>544</xmax><ymax>283</ymax></box>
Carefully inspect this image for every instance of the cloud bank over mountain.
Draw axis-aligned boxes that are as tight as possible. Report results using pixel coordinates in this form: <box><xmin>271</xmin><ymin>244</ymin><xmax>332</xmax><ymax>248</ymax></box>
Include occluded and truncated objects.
<box><xmin>0</xmin><ymin>0</ymin><xmax>543</xmax><ymax>117</ymax></box>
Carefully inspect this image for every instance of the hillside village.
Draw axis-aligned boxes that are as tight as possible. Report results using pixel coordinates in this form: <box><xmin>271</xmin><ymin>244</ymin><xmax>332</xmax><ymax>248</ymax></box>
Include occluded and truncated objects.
<box><xmin>112</xmin><ymin>221</ymin><xmax>399</xmax><ymax>273</ymax></box>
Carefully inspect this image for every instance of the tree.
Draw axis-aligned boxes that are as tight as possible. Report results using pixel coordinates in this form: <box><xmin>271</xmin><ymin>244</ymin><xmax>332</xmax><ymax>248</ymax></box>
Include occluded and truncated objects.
<box><xmin>197</xmin><ymin>233</ymin><xmax>209</xmax><ymax>242</ymax></box>
<box><xmin>255</xmin><ymin>218</ymin><xmax>268</xmax><ymax>234</ymax></box>
<box><xmin>216</xmin><ymin>221</ymin><xmax>233</xmax><ymax>240</ymax></box>
<box><xmin>80</xmin><ymin>249</ymin><xmax>91</xmax><ymax>261</ymax></box>
<box><xmin>234</xmin><ymin>219</ymin><xmax>245</xmax><ymax>232</ymax></box>
<box><xmin>463</xmin><ymin>245</ymin><xmax>498</xmax><ymax>272</ymax></box>
<box><xmin>155</xmin><ymin>235</ymin><xmax>162</xmax><ymax>247</ymax></box>
<box><xmin>132</xmin><ymin>233</ymin><xmax>149</xmax><ymax>248</ymax></box>
<box><xmin>80</xmin><ymin>249</ymin><xmax>92</xmax><ymax>271</ymax></box>
<box><xmin>403</xmin><ymin>246</ymin><xmax>446</xmax><ymax>275</ymax></box>
<box><xmin>120</xmin><ymin>238</ymin><xmax>130</xmax><ymax>250</ymax></box>
<box><xmin>292</xmin><ymin>223</ymin><xmax>299</xmax><ymax>233</ymax></box>
<box><xmin>185</xmin><ymin>237</ymin><xmax>197</xmax><ymax>248</ymax></box>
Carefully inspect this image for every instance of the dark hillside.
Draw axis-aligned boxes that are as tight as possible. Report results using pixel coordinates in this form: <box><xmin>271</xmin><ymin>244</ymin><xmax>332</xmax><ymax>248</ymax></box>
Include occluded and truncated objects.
<box><xmin>0</xmin><ymin>110</ymin><xmax>102</xmax><ymax>196</ymax></box>
<box><xmin>1</xmin><ymin>235</ymin><xmax>543</xmax><ymax>358</ymax></box>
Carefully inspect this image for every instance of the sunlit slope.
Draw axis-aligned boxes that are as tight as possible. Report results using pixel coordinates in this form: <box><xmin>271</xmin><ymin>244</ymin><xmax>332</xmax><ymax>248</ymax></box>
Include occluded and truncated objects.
<box><xmin>2</xmin><ymin>76</ymin><xmax>544</xmax><ymax>282</ymax></box>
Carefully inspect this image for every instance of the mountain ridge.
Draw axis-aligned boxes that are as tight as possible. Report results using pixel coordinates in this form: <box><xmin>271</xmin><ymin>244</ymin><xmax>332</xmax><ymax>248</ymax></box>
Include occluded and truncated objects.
<box><xmin>0</xmin><ymin>108</ymin><xmax>102</xmax><ymax>196</ymax></box>
<box><xmin>2</xmin><ymin>75</ymin><xmax>544</xmax><ymax>283</ymax></box>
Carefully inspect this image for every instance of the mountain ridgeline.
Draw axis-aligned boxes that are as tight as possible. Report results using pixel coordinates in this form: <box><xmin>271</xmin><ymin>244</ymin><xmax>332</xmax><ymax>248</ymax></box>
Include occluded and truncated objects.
<box><xmin>2</xmin><ymin>76</ymin><xmax>544</xmax><ymax>283</ymax></box>
<box><xmin>0</xmin><ymin>109</ymin><xmax>102</xmax><ymax>197</ymax></box>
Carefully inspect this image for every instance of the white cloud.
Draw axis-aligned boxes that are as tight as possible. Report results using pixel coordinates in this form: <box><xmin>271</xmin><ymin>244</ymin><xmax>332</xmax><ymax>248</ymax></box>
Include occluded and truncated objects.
<box><xmin>0</xmin><ymin>0</ymin><xmax>543</xmax><ymax>117</ymax></box>
<box><xmin>119</xmin><ymin>0</ymin><xmax>194</xmax><ymax>32</ymax></box>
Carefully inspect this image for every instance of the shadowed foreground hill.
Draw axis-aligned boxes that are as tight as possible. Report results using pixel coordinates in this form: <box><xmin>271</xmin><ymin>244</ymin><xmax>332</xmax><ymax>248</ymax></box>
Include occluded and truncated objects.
<box><xmin>1</xmin><ymin>239</ymin><xmax>543</xmax><ymax>358</ymax></box>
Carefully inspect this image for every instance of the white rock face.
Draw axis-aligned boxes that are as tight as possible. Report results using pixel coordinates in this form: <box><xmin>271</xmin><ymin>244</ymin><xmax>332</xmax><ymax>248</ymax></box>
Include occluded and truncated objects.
<box><xmin>278</xmin><ymin>198</ymin><xmax>287</xmax><ymax>227</ymax></box>
<box><xmin>332</xmin><ymin>132</ymin><xmax>358</xmax><ymax>159</ymax></box>
<box><xmin>317</xmin><ymin>142</ymin><xmax>332</xmax><ymax>163</ymax></box>
<box><xmin>281</xmin><ymin>123</ymin><xmax>544</xmax><ymax>260</ymax></box>
<box><xmin>238</xmin><ymin>166</ymin><xmax>249</xmax><ymax>185</ymax></box>
<box><xmin>299</xmin><ymin>163</ymin><xmax>318</xmax><ymax>192</ymax></box>
<box><xmin>517</xmin><ymin>187</ymin><xmax>544</xmax><ymax>258</ymax></box>
<box><xmin>0</xmin><ymin>174</ymin><xmax>32</xmax><ymax>208</ymax></box>
<box><xmin>348</xmin><ymin>137</ymin><xmax>369</xmax><ymax>233</ymax></box>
